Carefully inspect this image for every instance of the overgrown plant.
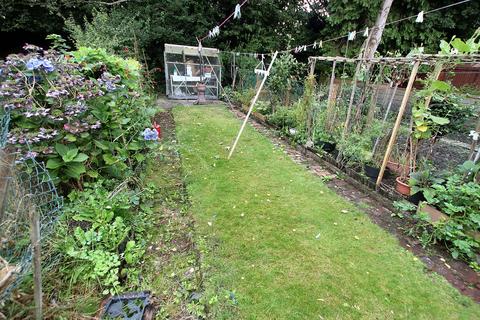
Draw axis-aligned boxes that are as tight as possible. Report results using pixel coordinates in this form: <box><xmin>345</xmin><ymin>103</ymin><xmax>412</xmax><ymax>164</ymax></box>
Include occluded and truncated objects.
<box><xmin>413</xmin><ymin>161</ymin><xmax>480</xmax><ymax>269</ymax></box>
<box><xmin>0</xmin><ymin>44</ymin><xmax>155</xmax><ymax>190</ymax></box>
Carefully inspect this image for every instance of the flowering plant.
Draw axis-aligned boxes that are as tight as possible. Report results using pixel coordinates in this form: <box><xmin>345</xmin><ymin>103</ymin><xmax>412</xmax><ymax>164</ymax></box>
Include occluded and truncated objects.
<box><xmin>0</xmin><ymin>45</ymin><xmax>154</xmax><ymax>189</ymax></box>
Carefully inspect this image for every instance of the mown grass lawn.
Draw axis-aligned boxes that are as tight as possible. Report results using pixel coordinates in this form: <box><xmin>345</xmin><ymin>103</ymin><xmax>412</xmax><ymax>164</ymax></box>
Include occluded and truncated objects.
<box><xmin>173</xmin><ymin>106</ymin><xmax>480</xmax><ymax>319</ymax></box>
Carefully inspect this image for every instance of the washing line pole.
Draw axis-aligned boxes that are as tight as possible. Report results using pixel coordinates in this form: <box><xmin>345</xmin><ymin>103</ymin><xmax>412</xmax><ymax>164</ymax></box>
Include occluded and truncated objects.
<box><xmin>228</xmin><ymin>51</ymin><xmax>279</xmax><ymax>159</ymax></box>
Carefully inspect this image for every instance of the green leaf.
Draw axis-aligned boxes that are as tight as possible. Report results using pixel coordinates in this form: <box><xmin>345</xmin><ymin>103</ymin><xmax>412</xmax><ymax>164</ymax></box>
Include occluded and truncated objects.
<box><xmin>439</xmin><ymin>40</ymin><xmax>450</xmax><ymax>54</ymax></box>
<box><xmin>87</xmin><ymin>170</ymin><xmax>99</xmax><ymax>178</ymax></box>
<box><xmin>430</xmin><ymin>80</ymin><xmax>450</xmax><ymax>92</ymax></box>
<box><xmin>127</xmin><ymin>142</ymin><xmax>141</xmax><ymax>151</ymax></box>
<box><xmin>430</xmin><ymin>115</ymin><xmax>450</xmax><ymax>125</ymax></box>
<box><xmin>94</xmin><ymin>140</ymin><xmax>110</xmax><ymax>150</ymax></box>
<box><xmin>62</xmin><ymin>148</ymin><xmax>79</xmax><ymax>162</ymax></box>
<box><xmin>73</xmin><ymin>153</ymin><xmax>89</xmax><ymax>162</ymax></box>
<box><xmin>451</xmin><ymin>38</ymin><xmax>470</xmax><ymax>53</ymax></box>
<box><xmin>103</xmin><ymin>153</ymin><xmax>118</xmax><ymax>165</ymax></box>
<box><xmin>65</xmin><ymin>134</ymin><xmax>77</xmax><ymax>142</ymax></box>
<box><xmin>135</xmin><ymin>153</ymin><xmax>145</xmax><ymax>163</ymax></box>
<box><xmin>64</xmin><ymin>162</ymin><xmax>86</xmax><ymax>179</ymax></box>
<box><xmin>55</xmin><ymin>143</ymin><xmax>70</xmax><ymax>157</ymax></box>
<box><xmin>46</xmin><ymin>158</ymin><xmax>62</xmax><ymax>170</ymax></box>
<box><xmin>416</xmin><ymin>125</ymin><xmax>428</xmax><ymax>132</ymax></box>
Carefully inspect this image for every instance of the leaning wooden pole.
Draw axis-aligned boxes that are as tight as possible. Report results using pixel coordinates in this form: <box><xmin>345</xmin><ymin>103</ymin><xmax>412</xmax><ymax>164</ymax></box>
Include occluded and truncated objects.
<box><xmin>376</xmin><ymin>60</ymin><xmax>420</xmax><ymax>186</ymax></box>
<box><xmin>228</xmin><ymin>51</ymin><xmax>278</xmax><ymax>159</ymax></box>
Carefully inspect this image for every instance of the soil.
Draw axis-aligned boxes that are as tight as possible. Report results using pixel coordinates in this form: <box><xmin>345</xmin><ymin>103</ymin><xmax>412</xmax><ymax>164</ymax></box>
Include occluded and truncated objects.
<box><xmin>228</xmin><ymin>105</ymin><xmax>480</xmax><ymax>303</ymax></box>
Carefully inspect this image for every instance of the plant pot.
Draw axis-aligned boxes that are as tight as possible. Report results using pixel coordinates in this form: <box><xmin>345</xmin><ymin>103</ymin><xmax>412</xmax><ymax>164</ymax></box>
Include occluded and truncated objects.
<box><xmin>417</xmin><ymin>201</ymin><xmax>448</xmax><ymax>224</ymax></box>
<box><xmin>395</xmin><ymin>177</ymin><xmax>411</xmax><ymax>195</ymax></box>
<box><xmin>316</xmin><ymin>140</ymin><xmax>336</xmax><ymax>153</ymax></box>
<box><xmin>387</xmin><ymin>161</ymin><xmax>410</xmax><ymax>176</ymax></box>
<box><xmin>364</xmin><ymin>164</ymin><xmax>380</xmax><ymax>180</ymax></box>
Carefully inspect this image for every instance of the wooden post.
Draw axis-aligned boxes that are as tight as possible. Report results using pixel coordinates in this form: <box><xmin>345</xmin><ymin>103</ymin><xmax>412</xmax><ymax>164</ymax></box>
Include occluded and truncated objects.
<box><xmin>376</xmin><ymin>60</ymin><xmax>420</xmax><ymax>186</ymax></box>
<box><xmin>325</xmin><ymin>60</ymin><xmax>337</xmax><ymax>131</ymax></box>
<box><xmin>342</xmin><ymin>60</ymin><xmax>363</xmax><ymax>137</ymax></box>
<box><xmin>372</xmin><ymin>82</ymin><xmax>398</xmax><ymax>154</ymax></box>
<box><xmin>309</xmin><ymin>58</ymin><xmax>316</xmax><ymax>76</ymax></box>
<box><xmin>228</xmin><ymin>51</ymin><xmax>279</xmax><ymax>159</ymax></box>
<box><xmin>29</xmin><ymin>203</ymin><xmax>42</xmax><ymax>320</ymax></box>
<box><xmin>0</xmin><ymin>150</ymin><xmax>13</xmax><ymax>218</ymax></box>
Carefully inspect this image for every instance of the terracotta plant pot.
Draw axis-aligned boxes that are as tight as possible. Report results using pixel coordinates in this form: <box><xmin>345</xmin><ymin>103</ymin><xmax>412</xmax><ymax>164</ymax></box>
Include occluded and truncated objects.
<box><xmin>387</xmin><ymin>161</ymin><xmax>410</xmax><ymax>176</ymax></box>
<box><xmin>395</xmin><ymin>177</ymin><xmax>411</xmax><ymax>195</ymax></box>
<box><xmin>417</xmin><ymin>201</ymin><xmax>448</xmax><ymax>224</ymax></box>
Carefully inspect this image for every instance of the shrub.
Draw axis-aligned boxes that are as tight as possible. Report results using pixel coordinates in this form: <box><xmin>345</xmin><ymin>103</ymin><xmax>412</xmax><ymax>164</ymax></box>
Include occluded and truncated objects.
<box><xmin>0</xmin><ymin>45</ymin><xmax>155</xmax><ymax>191</ymax></box>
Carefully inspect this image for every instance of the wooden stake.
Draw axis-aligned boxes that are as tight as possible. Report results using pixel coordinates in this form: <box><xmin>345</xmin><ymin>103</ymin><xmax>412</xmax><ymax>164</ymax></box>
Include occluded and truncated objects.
<box><xmin>30</xmin><ymin>204</ymin><xmax>42</xmax><ymax>320</ymax></box>
<box><xmin>309</xmin><ymin>58</ymin><xmax>317</xmax><ymax>76</ymax></box>
<box><xmin>325</xmin><ymin>60</ymin><xmax>337</xmax><ymax>132</ymax></box>
<box><xmin>342</xmin><ymin>61</ymin><xmax>363</xmax><ymax>137</ymax></box>
<box><xmin>376</xmin><ymin>60</ymin><xmax>420</xmax><ymax>186</ymax></box>
<box><xmin>228</xmin><ymin>51</ymin><xmax>279</xmax><ymax>159</ymax></box>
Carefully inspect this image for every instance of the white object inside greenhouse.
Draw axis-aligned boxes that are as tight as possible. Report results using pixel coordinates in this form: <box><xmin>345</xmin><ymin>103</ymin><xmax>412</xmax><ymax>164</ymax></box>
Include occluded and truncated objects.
<box><xmin>164</xmin><ymin>44</ymin><xmax>221</xmax><ymax>100</ymax></box>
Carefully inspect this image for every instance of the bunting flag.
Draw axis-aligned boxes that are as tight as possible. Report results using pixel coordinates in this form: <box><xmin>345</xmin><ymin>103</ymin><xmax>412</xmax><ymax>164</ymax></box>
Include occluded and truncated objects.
<box><xmin>313</xmin><ymin>41</ymin><xmax>317</xmax><ymax>49</ymax></box>
<box><xmin>198</xmin><ymin>41</ymin><xmax>203</xmax><ymax>52</ymax></box>
<box><xmin>319</xmin><ymin>40</ymin><xmax>323</xmax><ymax>48</ymax></box>
<box><xmin>470</xmin><ymin>130</ymin><xmax>479</xmax><ymax>141</ymax></box>
<box><xmin>348</xmin><ymin>31</ymin><xmax>356</xmax><ymax>41</ymax></box>
<box><xmin>234</xmin><ymin>4</ymin><xmax>242</xmax><ymax>19</ymax></box>
<box><xmin>363</xmin><ymin>27</ymin><xmax>369</xmax><ymax>37</ymax></box>
<box><xmin>415</xmin><ymin>11</ymin><xmax>424</xmax><ymax>23</ymax></box>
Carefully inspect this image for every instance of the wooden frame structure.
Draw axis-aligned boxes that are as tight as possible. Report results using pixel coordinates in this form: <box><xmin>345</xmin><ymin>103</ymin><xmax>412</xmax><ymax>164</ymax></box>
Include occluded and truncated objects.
<box><xmin>308</xmin><ymin>54</ymin><xmax>480</xmax><ymax>188</ymax></box>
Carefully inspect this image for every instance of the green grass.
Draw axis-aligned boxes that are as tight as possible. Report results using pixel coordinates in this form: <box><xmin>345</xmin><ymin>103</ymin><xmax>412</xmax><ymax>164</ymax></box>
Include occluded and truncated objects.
<box><xmin>173</xmin><ymin>106</ymin><xmax>480</xmax><ymax>319</ymax></box>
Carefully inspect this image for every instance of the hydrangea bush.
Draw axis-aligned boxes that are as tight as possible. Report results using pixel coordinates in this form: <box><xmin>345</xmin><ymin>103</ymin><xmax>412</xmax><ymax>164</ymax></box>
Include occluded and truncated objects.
<box><xmin>0</xmin><ymin>45</ymin><xmax>155</xmax><ymax>189</ymax></box>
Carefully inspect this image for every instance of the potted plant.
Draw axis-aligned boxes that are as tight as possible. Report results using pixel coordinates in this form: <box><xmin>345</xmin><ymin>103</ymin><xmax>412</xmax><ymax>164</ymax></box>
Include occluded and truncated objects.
<box><xmin>408</xmin><ymin>161</ymin><xmax>444</xmax><ymax>204</ymax></box>
<box><xmin>313</xmin><ymin>131</ymin><xmax>337</xmax><ymax>153</ymax></box>
<box><xmin>394</xmin><ymin>148</ymin><xmax>413</xmax><ymax>195</ymax></box>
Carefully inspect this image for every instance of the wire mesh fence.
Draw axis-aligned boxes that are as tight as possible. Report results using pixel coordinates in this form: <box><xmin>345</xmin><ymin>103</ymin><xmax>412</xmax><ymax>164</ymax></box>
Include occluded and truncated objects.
<box><xmin>0</xmin><ymin>111</ymin><xmax>9</xmax><ymax>149</ymax></box>
<box><xmin>0</xmin><ymin>153</ymin><xmax>63</xmax><ymax>303</ymax></box>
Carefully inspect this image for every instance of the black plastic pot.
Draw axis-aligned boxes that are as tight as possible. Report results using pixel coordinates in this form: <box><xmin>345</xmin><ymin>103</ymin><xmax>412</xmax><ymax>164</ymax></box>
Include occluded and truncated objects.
<box><xmin>100</xmin><ymin>291</ymin><xmax>152</xmax><ymax>320</ymax></box>
<box><xmin>408</xmin><ymin>191</ymin><xmax>425</xmax><ymax>205</ymax></box>
<box><xmin>316</xmin><ymin>140</ymin><xmax>336</xmax><ymax>153</ymax></box>
<box><xmin>364</xmin><ymin>164</ymin><xmax>380</xmax><ymax>180</ymax></box>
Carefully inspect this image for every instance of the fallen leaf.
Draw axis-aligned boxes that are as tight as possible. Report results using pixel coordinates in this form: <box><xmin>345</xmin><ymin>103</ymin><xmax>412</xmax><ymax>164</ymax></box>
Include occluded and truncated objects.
<box><xmin>354</xmin><ymin>236</ymin><xmax>360</xmax><ymax>240</ymax></box>
<box><xmin>315</xmin><ymin>233</ymin><xmax>321</xmax><ymax>239</ymax></box>
<box><xmin>341</xmin><ymin>209</ymin><xmax>349</xmax><ymax>214</ymax></box>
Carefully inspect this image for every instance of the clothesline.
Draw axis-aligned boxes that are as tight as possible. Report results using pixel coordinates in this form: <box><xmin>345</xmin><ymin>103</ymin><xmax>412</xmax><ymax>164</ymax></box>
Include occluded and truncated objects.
<box><xmin>213</xmin><ymin>0</ymin><xmax>474</xmax><ymax>58</ymax></box>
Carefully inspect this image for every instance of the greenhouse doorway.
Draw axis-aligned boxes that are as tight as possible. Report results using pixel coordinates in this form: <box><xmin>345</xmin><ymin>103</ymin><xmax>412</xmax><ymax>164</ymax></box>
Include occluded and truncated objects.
<box><xmin>164</xmin><ymin>43</ymin><xmax>221</xmax><ymax>100</ymax></box>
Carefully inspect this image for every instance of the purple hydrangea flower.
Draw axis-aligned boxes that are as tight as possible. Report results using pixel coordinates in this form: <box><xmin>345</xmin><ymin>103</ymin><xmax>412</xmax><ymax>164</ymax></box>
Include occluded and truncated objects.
<box><xmin>142</xmin><ymin>128</ymin><xmax>158</xmax><ymax>141</ymax></box>
<box><xmin>25</xmin><ymin>57</ymin><xmax>55</xmax><ymax>73</ymax></box>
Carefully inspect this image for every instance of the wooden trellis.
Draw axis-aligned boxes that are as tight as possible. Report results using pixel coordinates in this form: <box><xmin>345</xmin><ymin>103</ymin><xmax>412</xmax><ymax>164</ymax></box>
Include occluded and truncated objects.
<box><xmin>308</xmin><ymin>54</ymin><xmax>480</xmax><ymax>187</ymax></box>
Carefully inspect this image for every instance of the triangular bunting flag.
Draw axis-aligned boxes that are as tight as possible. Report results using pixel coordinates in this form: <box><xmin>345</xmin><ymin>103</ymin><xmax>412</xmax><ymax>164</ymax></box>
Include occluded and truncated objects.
<box><xmin>363</xmin><ymin>27</ymin><xmax>369</xmax><ymax>37</ymax></box>
<box><xmin>234</xmin><ymin>4</ymin><xmax>242</xmax><ymax>19</ymax></box>
<box><xmin>416</xmin><ymin>11</ymin><xmax>424</xmax><ymax>23</ymax></box>
<box><xmin>348</xmin><ymin>31</ymin><xmax>356</xmax><ymax>41</ymax></box>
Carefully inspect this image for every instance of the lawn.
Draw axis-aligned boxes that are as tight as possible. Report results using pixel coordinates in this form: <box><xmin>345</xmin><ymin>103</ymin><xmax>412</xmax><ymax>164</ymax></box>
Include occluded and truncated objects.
<box><xmin>173</xmin><ymin>105</ymin><xmax>480</xmax><ymax>319</ymax></box>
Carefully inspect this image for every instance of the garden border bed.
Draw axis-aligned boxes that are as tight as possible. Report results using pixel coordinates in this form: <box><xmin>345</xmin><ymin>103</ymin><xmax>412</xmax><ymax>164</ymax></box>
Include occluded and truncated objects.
<box><xmin>228</xmin><ymin>103</ymin><xmax>480</xmax><ymax>302</ymax></box>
